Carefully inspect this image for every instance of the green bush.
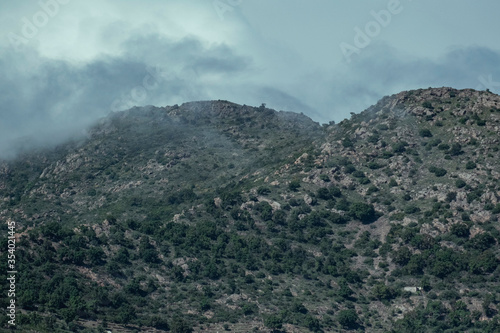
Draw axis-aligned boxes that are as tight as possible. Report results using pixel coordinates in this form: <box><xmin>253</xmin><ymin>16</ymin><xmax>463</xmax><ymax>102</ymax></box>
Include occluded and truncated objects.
<box><xmin>382</xmin><ymin>150</ymin><xmax>394</xmax><ymax>159</ymax></box>
<box><xmin>317</xmin><ymin>187</ymin><xmax>332</xmax><ymax>200</ymax></box>
<box><xmin>392</xmin><ymin>142</ymin><xmax>408</xmax><ymax>153</ymax></box>
<box><xmin>170</xmin><ymin>317</ymin><xmax>193</xmax><ymax>333</ymax></box>
<box><xmin>344</xmin><ymin>165</ymin><xmax>356</xmax><ymax>173</ymax></box>
<box><xmin>337</xmin><ymin>309</ymin><xmax>359</xmax><ymax>328</ymax></box>
<box><xmin>336</xmin><ymin>198</ymin><xmax>350</xmax><ymax>211</ymax></box>
<box><xmin>428</xmin><ymin>166</ymin><xmax>447</xmax><ymax>177</ymax></box>
<box><xmin>256</xmin><ymin>202</ymin><xmax>273</xmax><ymax>221</ymax></box>
<box><xmin>88</xmin><ymin>247</ymin><xmax>106</xmax><ymax>265</ymax></box>
<box><xmin>469</xmin><ymin>250</ymin><xmax>498</xmax><ymax>274</ymax></box>
<box><xmin>428</xmin><ymin>138</ymin><xmax>442</xmax><ymax>147</ymax></box>
<box><xmin>366</xmin><ymin>185</ymin><xmax>379</xmax><ymax>195</ymax></box>
<box><xmin>371</xmin><ymin>283</ymin><xmax>396</xmax><ymax>300</ymax></box>
<box><xmin>329</xmin><ymin>186</ymin><xmax>342</xmax><ymax>198</ymax></box>
<box><xmin>449</xmin><ymin>143</ymin><xmax>463</xmax><ymax>156</ymax></box>
<box><xmin>304</xmin><ymin>315</ymin><xmax>321</xmax><ymax>332</ymax></box>
<box><xmin>450</xmin><ymin>223</ymin><xmax>470</xmax><ymax>238</ymax></box>
<box><xmin>465</xmin><ymin>161</ymin><xmax>476</xmax><ymax>169</ymax></box>
<box><xmin>289</xmin><ymin>180</ymin><xmax>301</xmax><ymax>192</ymax></box>
<box><xmin>367</xmin><ymin>135</ymin><xmax>379</xmax><ymax>143</ymax></box>
<box><xmin>358</xmin><ymin>178</ymin><xmax>370</xmax><ymax>185</ymax></box>
<box><xmin>446</xmin><ymin>192</ymin><xmax>457</xmax><ymax>202</ymax></box>
<box><xmin>437</xmin><ymin>143</ymin><xmax>450</xmax><ymax>150</ymax></box>
<box><xmin>392</xmin><ymin>247</ymin><xmax>411</xmax><ymax>265</ymax></box>
<box><xmin>257</xmin><ymin>186</ymin><xmax>271</xmax><ymax>195</ymax></box>
<box><xmin>319</xmin><ymin>174</ymin><xmax>330</xmax><ymax>182</ymax></box>
<box><xmin>342</xmin><ymin>138</ymin><xmax>354</xmax><ymax>148</ymax></box>
<box><xmin>422</xmin><ymin>101</ymin><xmax>433</xmax><ymax>109</ymax></box>
<box><xmin>349</xmin><ymin>202</ymin><xmax>377</xmax><ymax>223</ymax></box>
<box><xmin>367</xmin><ymin>161</ymin><xmax>383</xmax><ymax>169</ymax></box>
<box><xmin>419</xmin><ymin>129</ymin><xmax>433</xmax><ymax>137</ymax></box>
<box><xmin>404</xmin><ymin>205</ymin><xmax>420</xmax><ymax>214</ymax></box>
<box><xmin>264</xmin><ymin>314</ymin><xmax>283</xmax><ymax>330</ymax></box>
<box><xmin>327</xmin><ymin>212</ymin><xmax>347</xmax><ymax>224</ymax></box>
<box><xmin>467</xmin><ymin>233</ymin><xmax>496</xmax><ymax>251</ymax></box>
<box><xmin>352</xmin><ymin>170</ymin><xmax>365</xmax><ymax>178</ymax></box>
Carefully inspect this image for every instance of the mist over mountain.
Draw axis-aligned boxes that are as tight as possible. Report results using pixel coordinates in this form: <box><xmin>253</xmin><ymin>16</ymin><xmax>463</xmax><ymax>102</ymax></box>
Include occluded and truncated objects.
<box><xmin>1</xmin><ymin>87</ymin><xmax>500</xmax><ymax>332</ymax></box>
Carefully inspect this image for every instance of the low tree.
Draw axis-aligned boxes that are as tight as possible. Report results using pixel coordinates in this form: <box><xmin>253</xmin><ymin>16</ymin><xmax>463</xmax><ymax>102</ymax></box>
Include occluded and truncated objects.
<box><xmin>419</xmin><ymin>129</ymin><xmax>433</xmax><ymax>137</ymax></box>
<box><xmin>289</xmin><ymin>180</ymin><xmax>301</xmax><ymax>192</ymax></box>
<box><xmin>170</xmin><ymin>317</ymin><xmax>193</xmax><ymax>333</ymax></box>
<box><xmin>264</xmin><ymin>314</ymin><xmax>283</xmax><ymax>332</ymax></box>
<box><xmin>337</xmin><ymin>309</ymin><xmax>359</xmax><ymax>329</ymax></box>
<box><xmin>349</xmin><ymin>202</ymin><xmax>377</xmax><ymax>223</ymax></box>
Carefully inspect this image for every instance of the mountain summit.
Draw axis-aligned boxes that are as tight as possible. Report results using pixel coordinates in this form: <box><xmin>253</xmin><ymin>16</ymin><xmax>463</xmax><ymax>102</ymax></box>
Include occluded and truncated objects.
<box><xmin>1</xmin><ymin>88</ymin><xmax>500</xmax><ymax>332</ymax></box>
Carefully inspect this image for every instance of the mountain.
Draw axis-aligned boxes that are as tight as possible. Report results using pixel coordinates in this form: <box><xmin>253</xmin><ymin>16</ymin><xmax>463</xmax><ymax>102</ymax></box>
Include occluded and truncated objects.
<box><xmin>1</xmin><ymin>88</ymin><xmax>500</xmax><ymax>332</ymax></box>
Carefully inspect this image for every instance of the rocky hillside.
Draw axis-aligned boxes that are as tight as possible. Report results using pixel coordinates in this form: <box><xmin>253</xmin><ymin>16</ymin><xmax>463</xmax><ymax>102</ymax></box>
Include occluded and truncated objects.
<box><xmin>1</xmin><ymin>88</ymin><xmax>500</xmax><ymax>332</ymax></box>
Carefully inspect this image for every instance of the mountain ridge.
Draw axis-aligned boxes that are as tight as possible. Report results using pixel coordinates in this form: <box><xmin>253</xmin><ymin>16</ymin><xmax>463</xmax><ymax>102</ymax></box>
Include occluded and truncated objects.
<box><xmin>1</xmin><ymin>87</ymin><xmax>500</xmax><ymax>332</ymax></box>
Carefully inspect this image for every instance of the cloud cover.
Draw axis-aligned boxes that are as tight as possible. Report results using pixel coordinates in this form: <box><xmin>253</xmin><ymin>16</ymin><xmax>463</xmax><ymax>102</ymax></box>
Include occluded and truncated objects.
<box><xmin>0</xmin><ymin>0</ymin><xmax>499</xmax><ymax>158</ymax></box>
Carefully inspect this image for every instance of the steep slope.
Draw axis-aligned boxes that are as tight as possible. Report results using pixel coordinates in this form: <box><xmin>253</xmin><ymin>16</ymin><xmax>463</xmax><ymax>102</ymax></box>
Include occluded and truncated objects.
<box><xmin>1</xmin><ymin>88</ymin><xmax>499</xmax><ymax>332</ymax></box>
<box><xmin>0</xmin><ymin>101</ymin><xmax>323</xmax><ymax>231</ymax></box>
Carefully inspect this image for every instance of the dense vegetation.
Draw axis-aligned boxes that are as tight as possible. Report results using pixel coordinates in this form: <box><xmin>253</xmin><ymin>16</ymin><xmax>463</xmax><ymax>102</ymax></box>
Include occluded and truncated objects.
<box><xmin>1</xmin><ymin>88</ymin><xmax>500</xmax><ymax>332</ymax></box>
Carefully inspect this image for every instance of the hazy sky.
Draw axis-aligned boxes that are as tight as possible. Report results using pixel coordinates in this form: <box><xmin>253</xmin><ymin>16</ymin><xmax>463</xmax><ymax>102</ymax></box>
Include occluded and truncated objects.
<box><xmin>1</xmin><ymin>0</ymin><xmax>500</xmax><ymax>158</ymax></box>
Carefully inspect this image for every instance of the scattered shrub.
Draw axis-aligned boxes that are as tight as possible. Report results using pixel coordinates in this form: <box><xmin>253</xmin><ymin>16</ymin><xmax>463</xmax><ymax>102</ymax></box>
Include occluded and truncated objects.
<box><xmin>428</xmin><ymin>166</ymin><xmax>447</xmax><ymax>177</ymax></box>
<box><xmin>446</xmin><ymin>192</ymin><xmax>457</xmax><ymax>202</ymax></box>
<box><xmin>337</xmin><ymin>309</ymin><xmax>359</xmax><ymax>328</ymax></box>
<box><xmin>257</xmin><ymin>186</ymin><xmax>271</xmax><ymax>195</ymax></box>
<box><xmin>366</xmin><ymin>185</ymin><xmax>379</xmax><ymax>195</ymax></box>
<box><xmin>450</xmin><ymin>223</ymin><xmax>470</xmax><ymax>238</ymax></box>
<box><xmin>289</xmin><ymin>180</ymin><xmax>301</xmax><ymax>192</ymax></box>
<box><xmin>344</xmin><ymin>165</ymin><xmax>356</xmax><ymax>174</ymax></box>
<box><xmin>319</xmin><ymin>174</ymin><xmax>330</xmax><ymax>182</ymax></box>
<box><xmin>392</xmin><ymin>142</ymin><xmax>408</xmax><ymax>153</ymax></box>
<box><xmin>449</xmin><ymin>143</ymin><xmax>463</xmax><ymax>156</ymax></box>
<box><xmin>422</xmin><ymin>101</ymin><xmax>433</xmax><ymax>109</ymax></box>
<box><xmin>317</xmin><ymin>187</ymin><xmax>332</xmax><ymax>200</ymax></box>
<box><xmin>428</xmin><ymin>138</ymin><xmax>442</xmax><ymax>147</ymax></box>
<box><xmin>367</xmin><ymin>161</ymin><xmax>383</xmax><ymax>169</ymax></box>
<box><xmin>437</xmin><ymin>143</ymin><xmax>450</xmax><ymax>150</ymax></box>
<box><xmin>404</xmin><ymin>205</ymin><xmax>420</xmax><ymax>214</ymax></box>
<box><xmin>419</xmin><ymin>129</ymin><xmax>433</xmax><ymax>137</ymax></box>
<box><xmin>352</xmin><ymin>170</ymin><xmax>365</xmax><ymax>178</ymax></box>
<box><xmin>465</xmin><ymin>161</ymin><xmax>476</xmax><ymax>169</ymax></box>
<box><xmin>349</xmin><ymin>202</ymin><xmax>377</xmax><ymax>223</ymax></box>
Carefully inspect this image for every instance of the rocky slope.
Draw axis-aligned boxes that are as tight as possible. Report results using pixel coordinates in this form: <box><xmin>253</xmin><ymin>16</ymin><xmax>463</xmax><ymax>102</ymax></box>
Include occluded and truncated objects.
<box><xmin>1</xmin><ymin>88</ymin><xmax>500</xmax><ymax>332</ymax></box>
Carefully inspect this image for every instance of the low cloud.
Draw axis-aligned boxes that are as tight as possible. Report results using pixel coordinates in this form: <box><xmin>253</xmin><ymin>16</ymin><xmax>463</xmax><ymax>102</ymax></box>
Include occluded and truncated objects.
<box><xmin>1</xmin><ymin>28</ymin><xmax>499</xmax><ymax>159</ymax></box>
<box><xmin>310</xmin><ymin>44</ymin><xmax>500</xmax><ymax>123</ymax></box>
<box><xmin>0</xmin><ymin>34</ymin><xmax>252</xmax><ymax>159</ymax></box>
